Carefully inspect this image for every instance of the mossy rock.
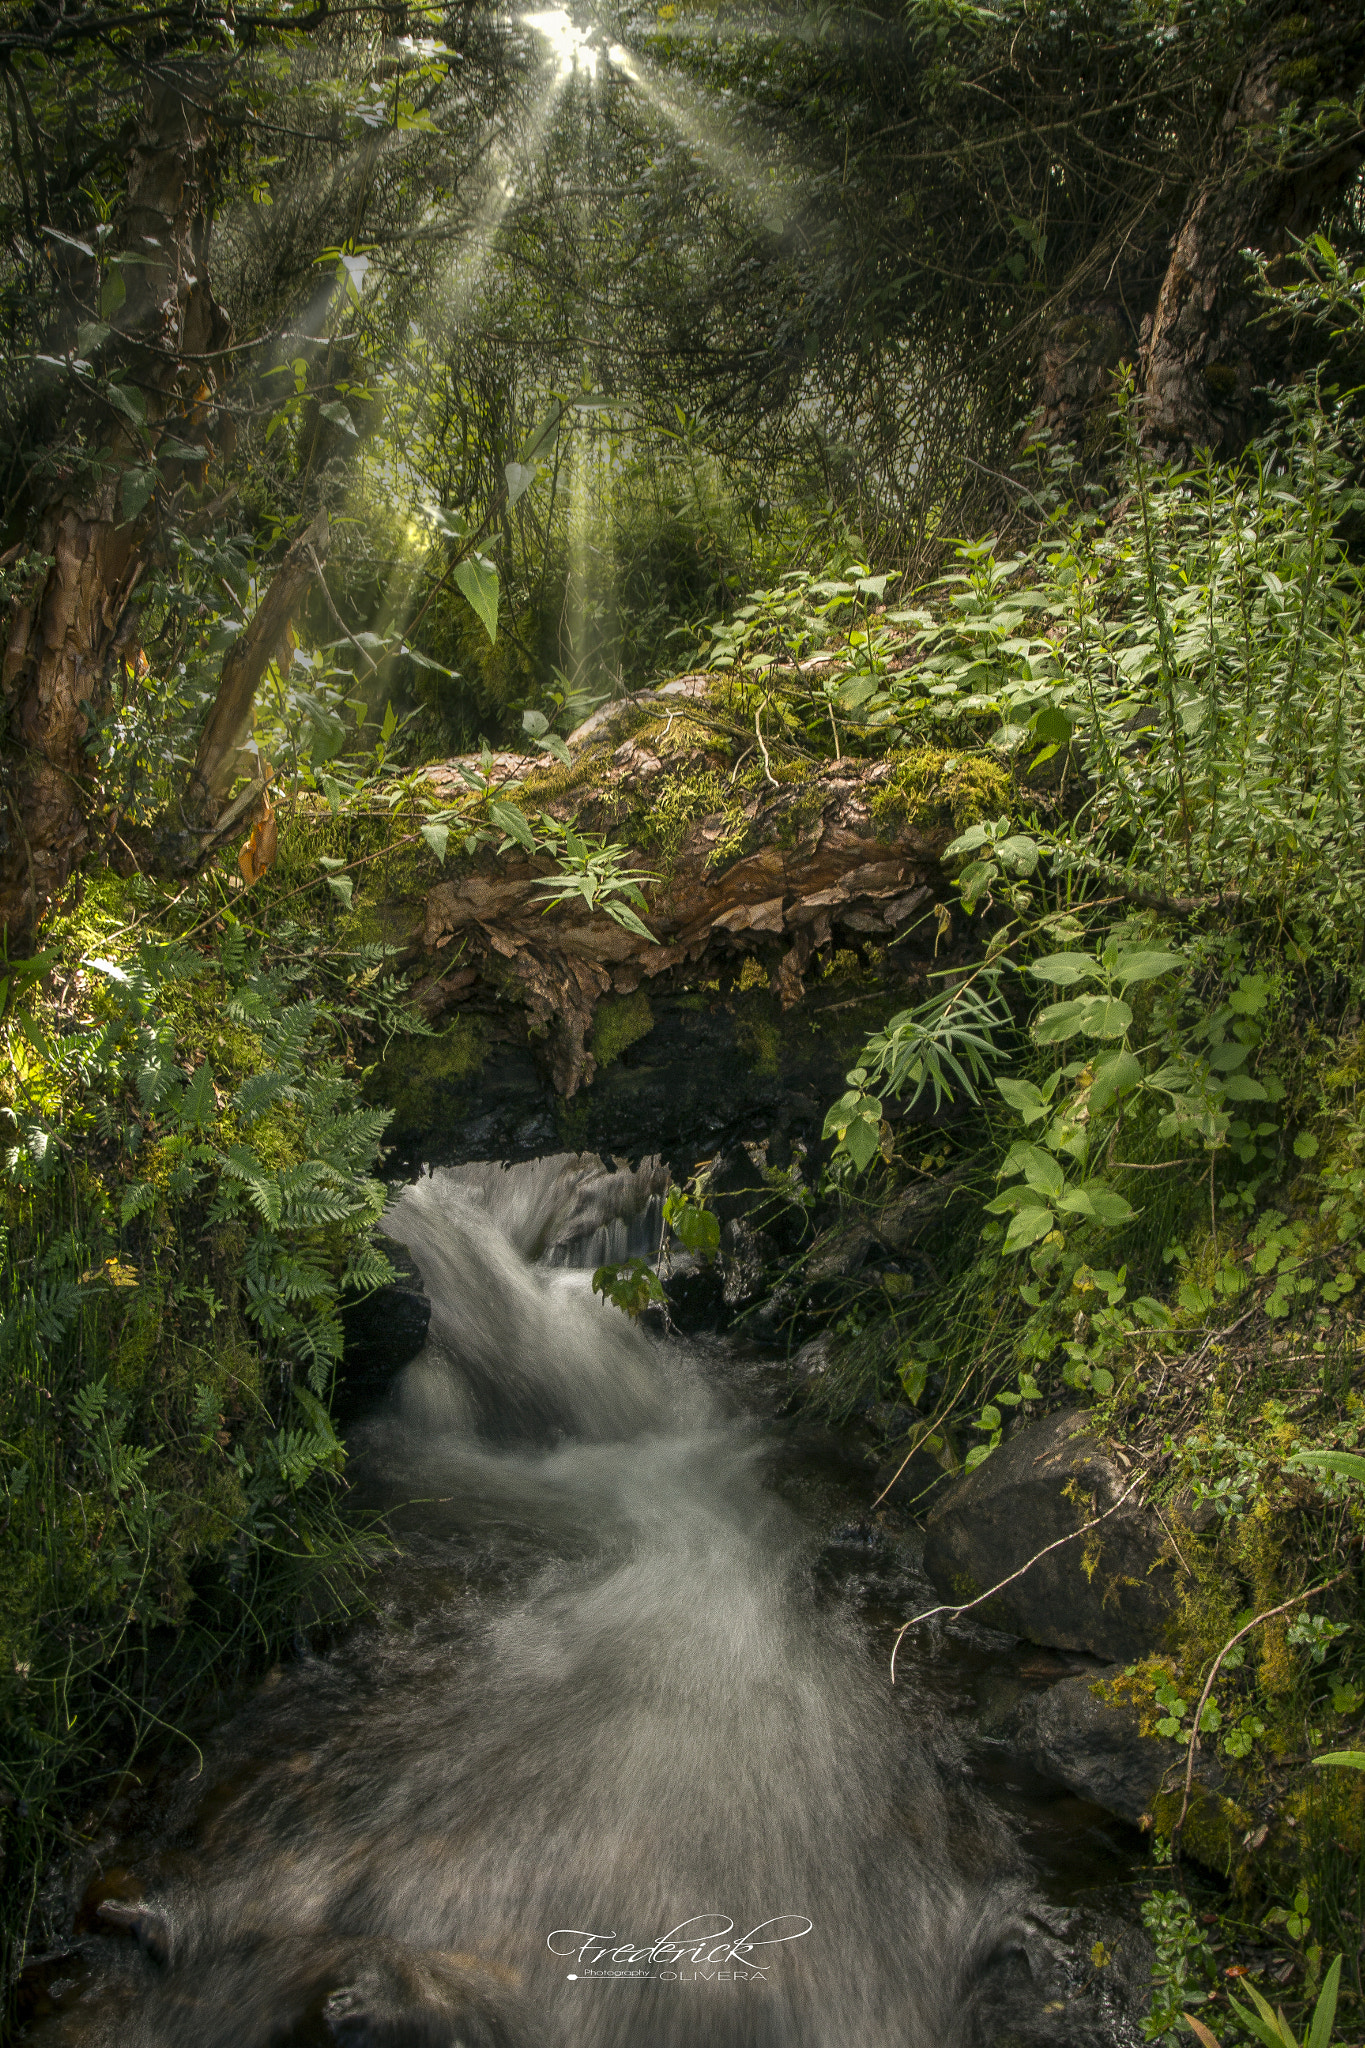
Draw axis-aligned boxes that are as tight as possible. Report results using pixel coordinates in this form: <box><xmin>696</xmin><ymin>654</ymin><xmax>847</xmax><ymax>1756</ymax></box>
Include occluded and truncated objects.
<box><xmin>592</xmin><ymin>992</ymin><xmax>655</xmax><ymax>1069</ymax></box>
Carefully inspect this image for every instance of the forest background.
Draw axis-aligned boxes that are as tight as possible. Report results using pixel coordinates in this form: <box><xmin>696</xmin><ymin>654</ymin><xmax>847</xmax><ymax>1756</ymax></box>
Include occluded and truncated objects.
<box><xmin>1</xmin><ymin>0</ymin><xmax>1365</xmax><ymax>2040</ymax></box>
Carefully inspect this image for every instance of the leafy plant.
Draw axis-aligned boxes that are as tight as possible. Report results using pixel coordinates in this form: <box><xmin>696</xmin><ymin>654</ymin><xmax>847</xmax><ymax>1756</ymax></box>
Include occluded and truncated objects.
<box><xmin>1182</xmin><ymin>1953</ymin><xmax>1343</xmax><ymax>2048</ymax></box>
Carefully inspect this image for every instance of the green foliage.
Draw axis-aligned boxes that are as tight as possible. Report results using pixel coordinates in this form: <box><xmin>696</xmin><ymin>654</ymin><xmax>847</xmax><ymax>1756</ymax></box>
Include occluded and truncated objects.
<box><xmin>0</xmin><ymin>868</ymin><xmax>408</xmax><ymax>1980</ymax></box>
<box><xmin>591</xmin><ymin>1256</ymin><xmax>665</xmax><ymax>1319</ymax></box>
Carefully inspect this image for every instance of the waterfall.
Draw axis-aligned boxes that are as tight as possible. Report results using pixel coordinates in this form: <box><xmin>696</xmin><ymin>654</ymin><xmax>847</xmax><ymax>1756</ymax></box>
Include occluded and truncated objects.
<box><xmin>32</xmin><ymin>1154</ymin><xmax>1115</xmax><ymax>2048</ymax></box>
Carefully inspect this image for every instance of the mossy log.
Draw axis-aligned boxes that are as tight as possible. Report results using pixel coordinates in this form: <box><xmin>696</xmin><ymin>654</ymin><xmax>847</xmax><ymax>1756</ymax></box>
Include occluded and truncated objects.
<box><xmin>409</xmin><ymin>676</ymin><xmax>961</xmax><ymax>1096</ymax></box>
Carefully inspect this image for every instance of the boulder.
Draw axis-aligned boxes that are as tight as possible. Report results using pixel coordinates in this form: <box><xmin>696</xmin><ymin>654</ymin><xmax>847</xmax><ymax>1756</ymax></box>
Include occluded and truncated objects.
<box><xmin>336</xmin><ymin>1243</ymin><xmax>431</xmax><ymax>1420</ymax></box>
<box><xmin>921</xmin><ymin>1408</ymin><xmax>1179</xmax><ymax>1662</ymax></box>
<box><xmin>1002</xmin><ymin>1671</ymin><xmax>1244</xmax><ymax>1873</ymax></box>
<box><xmin>1005</xmin><ymin>1670</ymin><xmax>1173</xmax><ymax>1827</ymax></box>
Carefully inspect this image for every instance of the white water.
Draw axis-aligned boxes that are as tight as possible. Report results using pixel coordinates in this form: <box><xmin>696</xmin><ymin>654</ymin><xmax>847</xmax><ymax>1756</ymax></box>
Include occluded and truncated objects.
<box><xmin>33</xmin><ymin>1155</ymin><xmax>1117</xmax><ymax>2048</ymax></box>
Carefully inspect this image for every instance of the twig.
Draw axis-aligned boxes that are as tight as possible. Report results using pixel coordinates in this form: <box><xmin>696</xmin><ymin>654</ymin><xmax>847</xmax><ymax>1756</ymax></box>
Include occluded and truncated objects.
<box><xmin>308</xmin><ymin>547</ymin><xmax>378</xmax><ymax>676</ymax></box>
<box><xmin>754</xmin><ymin>707</ymin><xmax>777</xmax><ymax>787</ymax></box>
<box><xmin>889</xmin><ymin>1471</ymin><xmax>1145</xmax><ymax>1681</ymax></box>
<box><xmin>1175</xmin><ymin>1573</ymin><xmax>1349</xmax><ymax>1835</ymax></box>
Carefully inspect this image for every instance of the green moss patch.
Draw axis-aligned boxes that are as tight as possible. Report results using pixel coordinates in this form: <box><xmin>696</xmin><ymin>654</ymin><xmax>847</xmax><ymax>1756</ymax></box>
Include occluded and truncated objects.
<box><xmin>591</xmin><ymin>992</ymin><xmax>655</xmax><ymax>1069</ymax></box>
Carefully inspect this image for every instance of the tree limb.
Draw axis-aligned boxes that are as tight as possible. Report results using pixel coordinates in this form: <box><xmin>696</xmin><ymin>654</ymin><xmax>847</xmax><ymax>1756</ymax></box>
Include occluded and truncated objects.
<box><xmin>183</xmin><ymin>510</ymin><xmax>328</xmax><ymax>828</ymax></box>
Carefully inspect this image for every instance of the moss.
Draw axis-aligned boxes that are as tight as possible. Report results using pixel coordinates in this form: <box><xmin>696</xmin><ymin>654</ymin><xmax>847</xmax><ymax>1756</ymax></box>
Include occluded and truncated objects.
<box><xmin>733</xmin><ymin>991</ymin><xmax>783</xmax><ymax>1076</ymax></box>
<box><xmin>644</xmin><ymin>767</ymin><xmax>748</xmax><ymax>869</ymax></box>
<box><xmin>373</xmin><ymin>1014</ymin><xmax>489</xmax><ymax>1130</ymax></box>
<box><xmin>591</xmin><ymin>992</ymin><xmax>655</xmax><ymax>1069</ymax></box>
<box><xmin>1152</xmin><ymin>1783</ymin><xmax>1255</xmax><ymax>1880</ymax></box>
<box><xmin>870</xmin><ymin>747</ymin><xmax>1010</xmax><ymax>837</ymax></box>
<box><xmin>1276</xmin><ymin>55</ymin><xmax>1320</xmax><ymax>92</ymax></box>
<box><xmin>1202</xmin><ymin>361</ymin><xmax>1241</xmax><ymax>401</ymax></box>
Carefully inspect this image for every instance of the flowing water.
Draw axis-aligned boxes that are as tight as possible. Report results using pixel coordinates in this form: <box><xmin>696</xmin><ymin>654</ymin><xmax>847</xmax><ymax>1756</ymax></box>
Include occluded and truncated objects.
<box><xmin>26</xmin><ymin>1155</ymin><xmax>1149</xmax><ymax>2048</ymax></box>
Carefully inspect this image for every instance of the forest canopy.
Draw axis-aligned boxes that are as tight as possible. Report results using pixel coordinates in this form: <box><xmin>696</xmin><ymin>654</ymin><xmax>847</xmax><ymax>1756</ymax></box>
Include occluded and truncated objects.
<box><xmin>0</xmin><ymin>0</ymin><xmax>1361</xmax><ymax>942</ymax></box>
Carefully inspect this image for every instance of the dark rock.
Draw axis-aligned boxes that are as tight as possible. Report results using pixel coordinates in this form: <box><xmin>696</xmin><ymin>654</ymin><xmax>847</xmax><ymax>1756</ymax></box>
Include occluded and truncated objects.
<box><xmin>336</xmin><ymin>1244</ymin><xmax>430</xmax><ymax>1420</ymax></box>
<box><xmin>872</xmin><ymin>1446</ymin><xmax>951</xmax><ymax>1516</ymax></box>
<box><xmin>1003</xmin><ymin>1669</ymin><xmax>1231</xmax><ymax>1834</ymax></box>
<box><xmin>921</xmin><ymin>1408</ymin><xmax>1180</xmax><ymax>1662</ymax></box>
<box><xmin>720</xmin><ymin>1215</ymin><xmax>775</xmax><ymax>1307</ymax></box>
<box><xmin>789</xmin><ymin>1330</ymin><xmax>838</xmax><ymax>1383</ymax></box>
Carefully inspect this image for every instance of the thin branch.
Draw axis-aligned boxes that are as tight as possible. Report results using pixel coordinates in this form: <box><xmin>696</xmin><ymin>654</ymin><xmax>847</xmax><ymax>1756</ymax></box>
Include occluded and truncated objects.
<box><xmin>1174</xmin><ymin>1574</ymin><xmax>1349</xmax><ymax>1836</ymax></box>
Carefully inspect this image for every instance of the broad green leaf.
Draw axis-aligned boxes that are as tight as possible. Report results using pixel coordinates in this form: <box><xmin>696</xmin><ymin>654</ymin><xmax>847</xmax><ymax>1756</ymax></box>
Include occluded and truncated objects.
<box><xmin>120</xmin><ymin>466</ymin><xmax>156</xmax><ymax>518</ymax></box>
<box><xmin>983</xmin><ymin>1183</ymin><xmax>1053</xmax><ymax>1215</ymax></box>
<box><xmin>318</xmin><ymin>399</ymin><xmax>357</xmax><ymax>435</ymax></box>
<box><xmin>1033</xmin><ymin>1000</ymin><xmax>1087</xmax><ymax>1044</ymax></box>
<box><xmin>1113</xmin><ymin>948</ymin><xmax>1183</xmax><ymax>988</ymax></box>
<box><xmin>1030</xmin><ymin>704</ymin><xmax>1073</xmax><ymax>744</ymax></box>
<box><xmin>421</xmin><ymin>823</ymin><xmax>450</xmax><ymax>863</ymax></box>
<box><xmin>994</xmin><ymin>834</ymin><xmax>1039</xmax><ymax>875</ymax></box>
<box><xmin>996</xmin><ymin>1076</ymin><xmax>1048</xmax><ymax>1123</ymax></box>
<box><xmin>1055</xmin><ymin>1185</ymin><xmax>1135</xmax><ymax>1226</ymax></box>
<box><xmin>504</xmin><ymin>459</ymin><xmax>536</xmax><ymax>505</ymax></box>
<box><xmin>1000</xmin><ymin>1142</ymin><xmax>1063</xmax><ymax>1198</ymax></box>
<box><xmin>327</xmin><ymin>874</ymin><xmax>354</xmax><ymax>908</ymax></box>
<box><xmin>517</xmin><ymin>399</ymin><xmax>566</xmax><ymax>467</ymax></box>
<box><xmin>1089</xmin><ymin>1049</ymin><xmax>1142</xmax><ymax>1112</ymax></box>
<box><xmin>1081</xmin><ymin>996</ymin><xmax>1132</xmax><ymax>1038</ymax></box>
<box><xmin>1030</xmin><ymin>951</ymin><xmax>1099</xmax><ymax>986</ymax></box>
<box><xmin>1314</xmin><ymin>1750</ymin><xmax>1365</xmax><ymax>1769</ymax></box>
<box><xmin>104</xmin><ymin>379</ymin><xmax>145</xmax><ymax>429</ymax></box>
<box><xmin>453</xmin><ymin>554</ymin><xmax>499</xmax><ymax>643</ymax></box>
<box><xmin>488</xmin><ymin>799</ymin><xmax>535</xmax><ymax>851</ymax></box>
<box><xmin>1221</xmin><ymin>1074</ymin><xmax>1269</xmax><ymax>1101</ymax></box>
<box><xmin>844</xmin><ymin>1115</ymin><xmax>881</xmax><ymax>1171</ymax></box>
<box><xmin>1003</xmin><ymin>1204</ymin><xmax>1056</xmax><ymax>1253</ymax></box>
<box><xmin>1290</xmin><ymin>1449</ymin><xmax>1365</xmax><ymax>1482</ymax></box>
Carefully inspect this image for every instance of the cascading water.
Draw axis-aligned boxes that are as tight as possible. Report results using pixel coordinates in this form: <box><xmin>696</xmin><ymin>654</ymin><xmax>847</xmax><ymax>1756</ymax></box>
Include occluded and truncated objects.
<box><xmin>27</xmin><ymin>1156</ymin><xmax>1145</xmax><ymax>2048</ymax></box>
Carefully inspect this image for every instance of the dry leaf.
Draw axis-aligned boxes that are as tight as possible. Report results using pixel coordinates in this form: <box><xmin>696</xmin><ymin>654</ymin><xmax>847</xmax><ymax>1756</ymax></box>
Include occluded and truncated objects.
<box><xmin>238</xmin><ymin>795</ymin><xmax>278</xmax><ymax>887</ymax></box>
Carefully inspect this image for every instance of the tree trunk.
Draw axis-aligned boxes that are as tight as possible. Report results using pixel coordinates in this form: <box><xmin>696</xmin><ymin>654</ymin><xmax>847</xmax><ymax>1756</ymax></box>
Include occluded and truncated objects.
<box><xmin>1139</xmin><ymin>13</ymin><xmax>1365</xmax><ymax>461</ymax></box>
<box><xmin>183</xmin><ymin>510</ymin><xmax>331</xmax><ymax>835</ymax></box>
<box><xmin>0</xmin><ymin>72</ymin><xmax>231</xmax><ymax>944</ymax></box>
<box><xmin>1029</xmin><ymin>298</ymin><xmax>1131</xmax><ymax>461</ymax></box>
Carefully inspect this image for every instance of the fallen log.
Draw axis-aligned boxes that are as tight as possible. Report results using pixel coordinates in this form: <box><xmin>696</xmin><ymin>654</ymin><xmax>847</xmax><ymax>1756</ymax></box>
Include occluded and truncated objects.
<box><xmin>411</xmin><ymin>676</ymin><xmax>963</xmax><ymax>1096</ymax></box>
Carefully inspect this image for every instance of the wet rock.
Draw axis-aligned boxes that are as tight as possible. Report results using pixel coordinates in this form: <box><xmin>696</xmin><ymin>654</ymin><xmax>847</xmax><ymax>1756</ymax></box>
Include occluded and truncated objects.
<box><xmin>1004</xmin><ymin>1670</ymin><xmax>1168</xmax><ymax>1827</ymax></box>
<box><xmin>921</xmin><ymin>1409</ymin><xmax>1180</xmax><ymax>1662</ymax></box>
<box><xmin>872</xmin><ymin>1445</ymin><xmax>951</xmax><ymax>1515</ymax></box>
<box><xmin>1003</xmin><ymin>1669</ymin><xmax>1233</xmax><ymax>1839</ymax></box>
<box><xmin>337</xmin><ymin>1242</ymin><xmax>430</xmax><ymax>1419</ymax></box>
<box><xmin>720</xmin><ymin>1215</ymin><xmax>776</xmax><ymax>1307</ymax></box>
<box><xmin>788</xmin><ymin>1329</ymin><xmax>837</xmax><ymax>1383</ymax></box>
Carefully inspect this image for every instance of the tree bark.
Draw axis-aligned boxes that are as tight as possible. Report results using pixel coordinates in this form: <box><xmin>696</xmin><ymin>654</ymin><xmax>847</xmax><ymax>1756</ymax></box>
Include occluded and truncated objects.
<box><xmin>1139</xmin><ymin>12</ymin><xmax>1365</xmax><ymax>461</ymax></box>
<box><xmin>0</xmin><ymin>71</ymin><xmax>231</xmax><ymax>944</ymax></box>
<box><xmin>183</xmin><ymin>510</ymin><xmax>330</xmax><ymax>831</ymax></box>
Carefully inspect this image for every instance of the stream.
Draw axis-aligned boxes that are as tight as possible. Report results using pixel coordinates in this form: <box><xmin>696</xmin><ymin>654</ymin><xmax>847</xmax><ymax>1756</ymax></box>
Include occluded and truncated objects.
<box><xmin>26</xmin><ymin>1155</ymin><xmax>1152</xmax><ymax>2047</ymax></box>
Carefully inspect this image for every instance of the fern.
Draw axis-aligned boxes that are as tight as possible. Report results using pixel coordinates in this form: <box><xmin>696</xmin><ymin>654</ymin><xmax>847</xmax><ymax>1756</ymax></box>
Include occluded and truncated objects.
<box><xmin>217</xmin><ymin>1147</ymin><xmax>283</xmax><ymax>1226</ymax></box>
<box><xmin>341</xmin><ymin>1240</ymin><xmax>396</xmax><ymax>1295</ymax></box>
<box><xmin>233</xmin><ymin>1071</ymin><xmax>293</xmax><ymax>1121</ymax></box>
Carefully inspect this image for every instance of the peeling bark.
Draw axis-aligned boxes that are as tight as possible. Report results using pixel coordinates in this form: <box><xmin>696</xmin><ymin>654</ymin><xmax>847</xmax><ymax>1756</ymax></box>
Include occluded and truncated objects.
<box><xmin>411</xmin><ymin>680</ymin><xmax>953</xmax><ymax>1097</ymax></box>
<box><xmin>1140</xmin><ymin>13</ymin><xmax>1365</xmax><ymax>461</ymax></box>
<box><xmin>0</xmin><ymin>74</ymin><xmax>231</xmax><ymax>942</ymax></box>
